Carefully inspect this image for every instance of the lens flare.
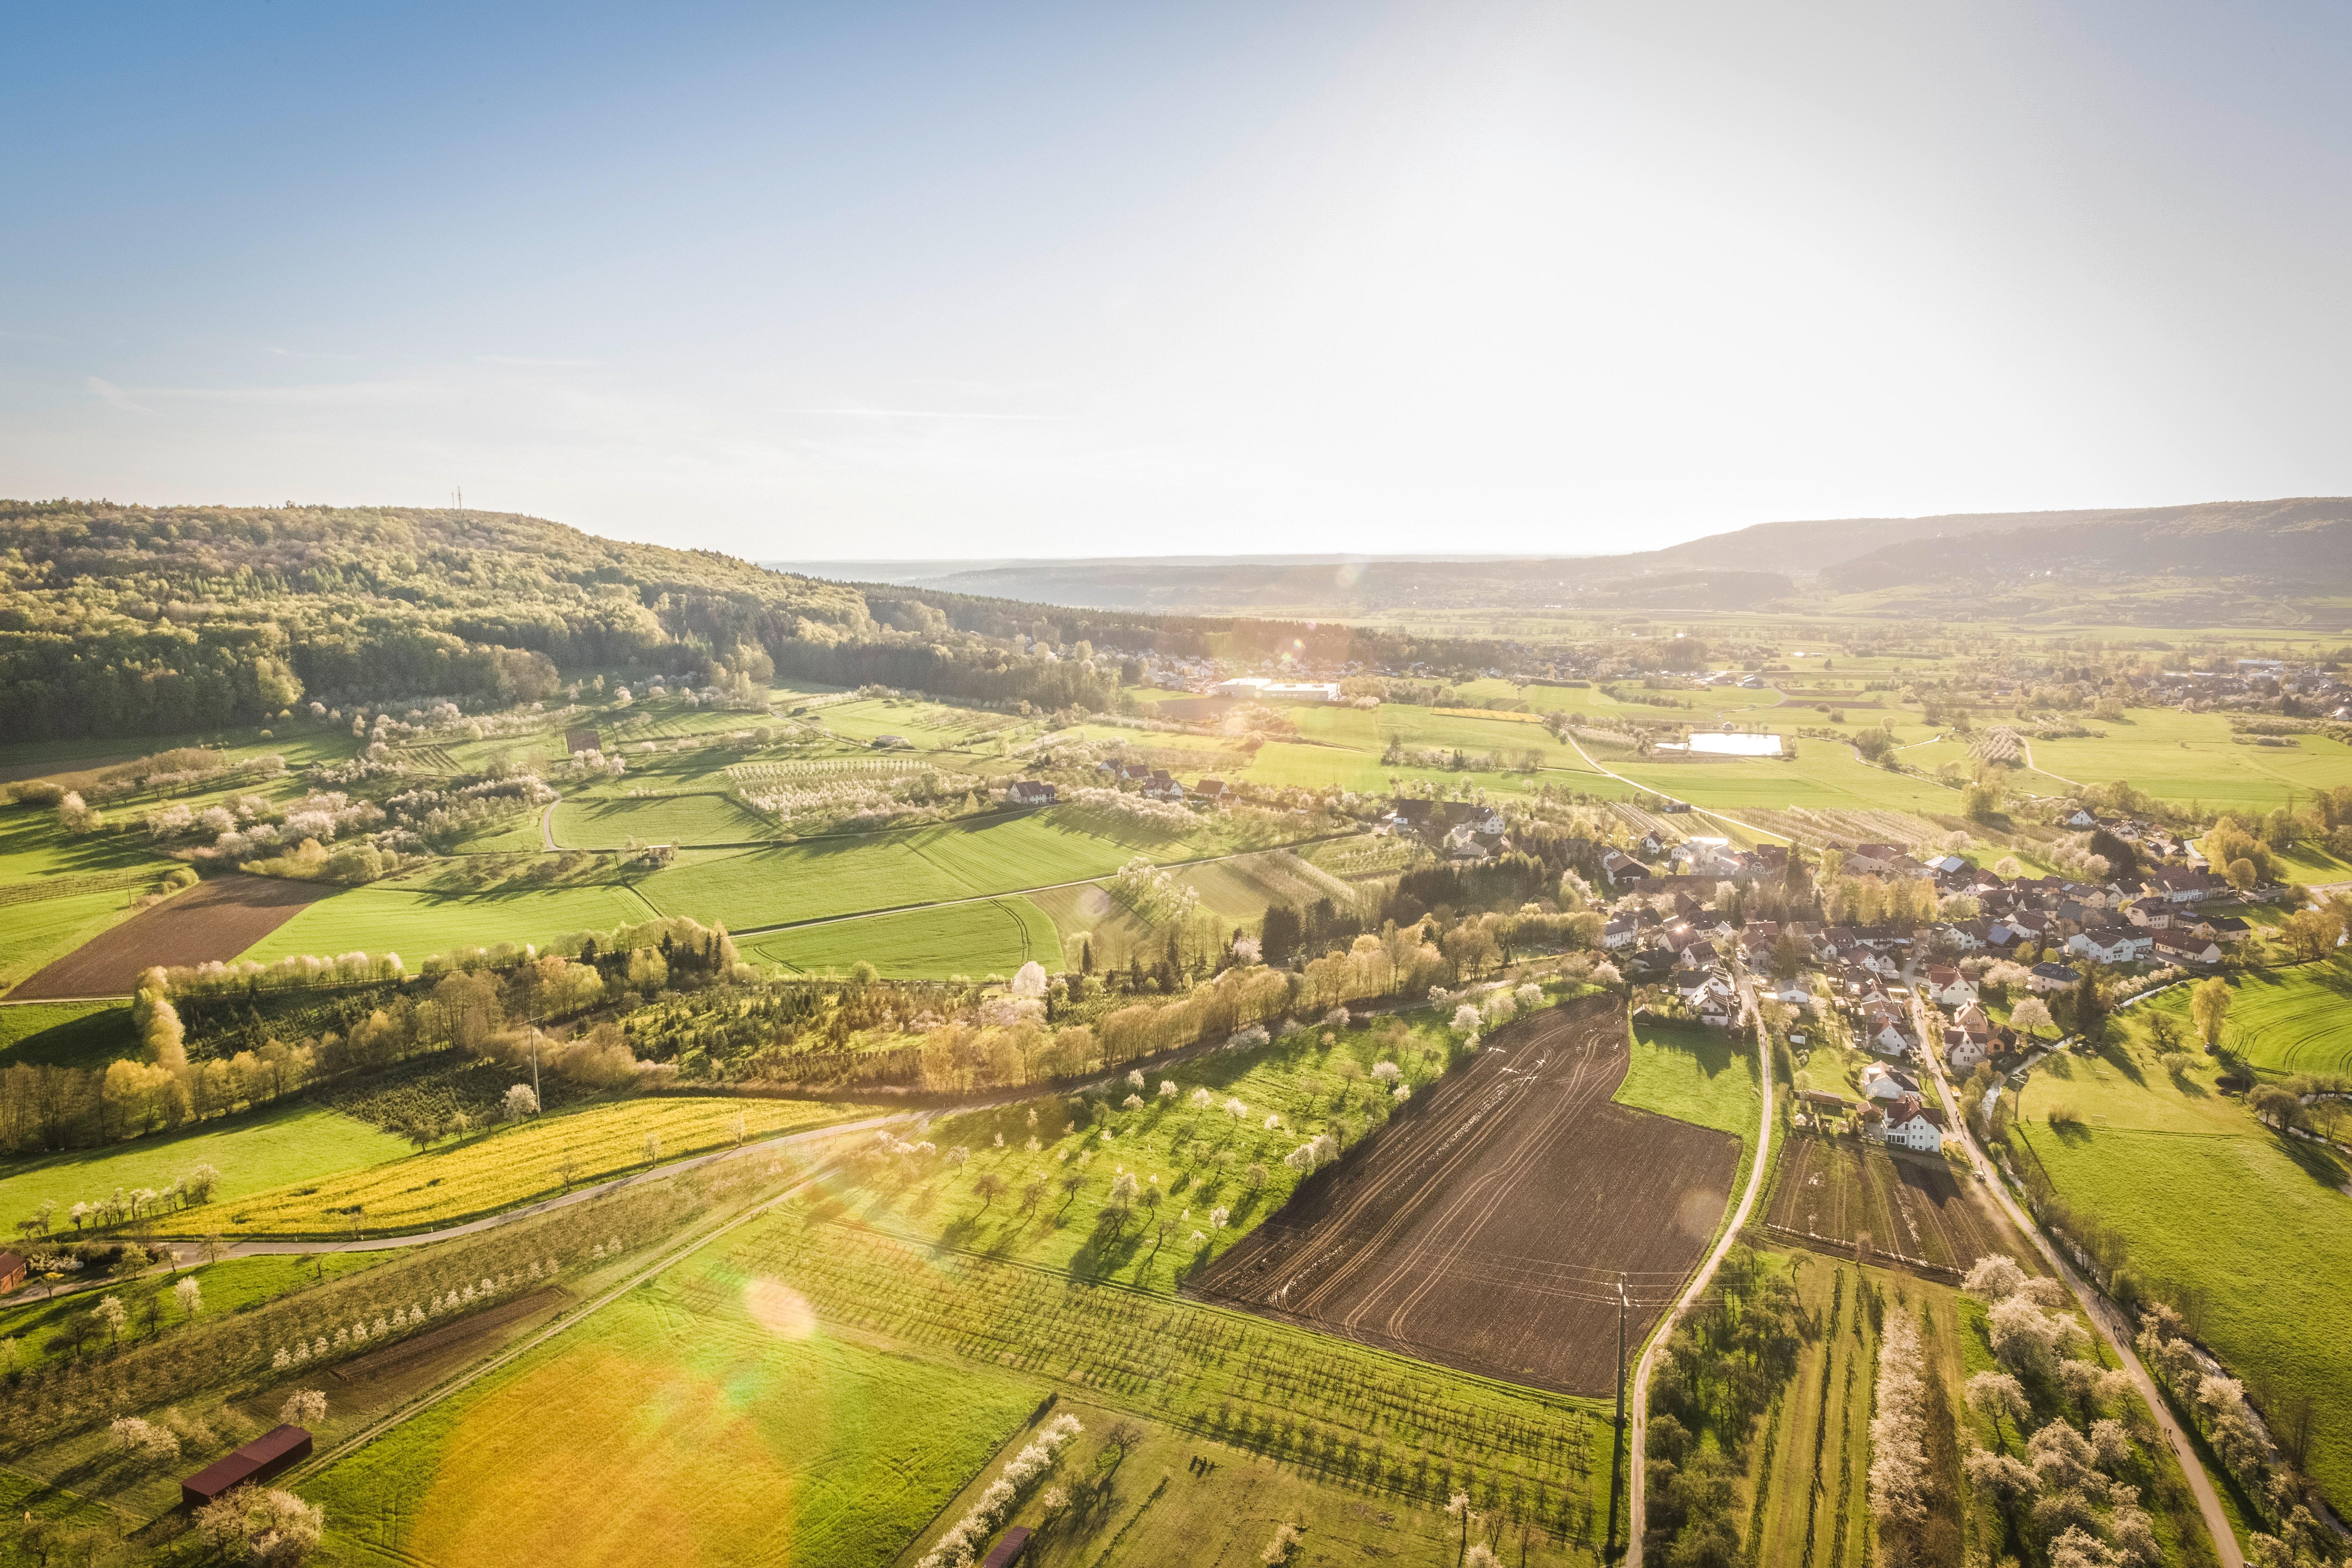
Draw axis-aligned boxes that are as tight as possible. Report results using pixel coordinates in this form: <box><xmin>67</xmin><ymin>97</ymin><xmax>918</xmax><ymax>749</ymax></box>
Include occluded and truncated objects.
<box><xmin>744</xmin><ymin>1277</ymin><xmax>818</xmax><ymax>1339</ymax></box>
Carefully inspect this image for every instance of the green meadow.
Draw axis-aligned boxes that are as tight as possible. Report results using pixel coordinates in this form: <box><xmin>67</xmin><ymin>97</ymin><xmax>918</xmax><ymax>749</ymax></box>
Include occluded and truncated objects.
<box><xmin>0</xmin><ymin>1099</ymin><xmax>411</xmax><ymax>1233</ymax></box>
<box><xmin>743</xmin><ymin>896</ymin><xmax>1064</xmax><ymax>978</ymax></box>
<box><xmin>2010</xmin><ymin>1039</ymin><xmax>2352</xmax><ymax>1505</ymax></box>
<box><xmin>240</xmin><ymin>879</ymin><xmax>662</xmax><ymax>963</ymax></box>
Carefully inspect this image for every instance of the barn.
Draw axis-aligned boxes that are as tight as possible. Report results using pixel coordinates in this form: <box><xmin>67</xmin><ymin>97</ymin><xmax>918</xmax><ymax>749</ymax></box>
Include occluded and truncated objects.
<box><xmin>180</xmin><ymin>1425</ymin><xmax>314</xmax><ymax>1510</ymax></box>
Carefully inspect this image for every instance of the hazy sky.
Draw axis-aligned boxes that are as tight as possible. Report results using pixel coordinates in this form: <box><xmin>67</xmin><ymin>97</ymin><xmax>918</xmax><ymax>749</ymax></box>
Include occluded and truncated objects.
<box><xmin>4</xmin><ymin>2</ymin><xmax>2349</xmax><ymax>559</ymax></box>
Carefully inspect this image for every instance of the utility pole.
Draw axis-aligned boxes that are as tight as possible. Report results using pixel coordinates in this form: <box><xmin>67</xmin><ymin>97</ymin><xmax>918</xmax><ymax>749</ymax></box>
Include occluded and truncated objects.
<box><xmin>1615</xmin><ymin>1272</ymin><xmax>1629</xmax><ymax>1434</ymax></box>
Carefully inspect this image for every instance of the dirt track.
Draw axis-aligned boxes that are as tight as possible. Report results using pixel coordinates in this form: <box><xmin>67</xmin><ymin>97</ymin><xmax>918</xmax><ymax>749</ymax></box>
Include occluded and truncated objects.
<box><xmin>8</xmin><ymin>874</ymin><xmax>336</xmax><ymax>998</ymax></box>
<box><xmin>1189</xmin><ymin>995</ymin><xmax>1738</xmax><ymax>1395</ymax></box>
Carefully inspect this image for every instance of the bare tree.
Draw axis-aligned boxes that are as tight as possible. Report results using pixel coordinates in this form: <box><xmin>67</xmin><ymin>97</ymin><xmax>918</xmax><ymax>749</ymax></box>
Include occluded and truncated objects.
<box><xmin>972</xmin><ymin>1172</ymin><xmax>1007</xmax><ymax>1211</ymax></box>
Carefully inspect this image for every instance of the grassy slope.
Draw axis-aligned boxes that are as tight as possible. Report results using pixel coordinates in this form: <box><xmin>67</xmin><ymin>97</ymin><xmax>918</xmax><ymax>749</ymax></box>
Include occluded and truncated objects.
<box><xmin>204</xmin><ymin>1096</ymin><xmax>877</xmax><ymax>1237</ymax></box>
<box><xmin>551</xmin><ymin>792</ymin><xmax>777</xmax><ymax>849</ymax></box>
<box><xmin>238</xmin><ymin>880</ymin><xmax>659</xmax><ymax>962</ymax></box>
<box><xmin>2135</xmin><ymin>957</ymin><xmax>2352</xmax><ymax>1078</ymax></box>
<box><xmin>0</xmin><ymin>1100</ymin><xmax>410</xmax><ymax>1231</ymax></box>
<box><xmin>2010</xmin><ymin>1042</ymin><xmax>2352</xmax><ymax>1507</ymax></box>
<box><xmin>743</xmin><ymin>895</ymin><xmax>1063</xmax><ymax>979</ymax></box>
<box><xmin>0</xmin><ymin>1002</ymin><xmax>137</xmax><ymax>1071</ymax></box>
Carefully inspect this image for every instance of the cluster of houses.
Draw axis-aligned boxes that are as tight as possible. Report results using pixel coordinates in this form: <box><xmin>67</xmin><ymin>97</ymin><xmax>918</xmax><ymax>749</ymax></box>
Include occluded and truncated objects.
<box><xmin>1078</xmin><ymin>761</ymin><xmax>1234</xmax><ymax>807</ymax></box>
<box><xmin>2143</xmin><ymin>660</ymin><xmax>2352</xmax><ymax>718</ymax></box>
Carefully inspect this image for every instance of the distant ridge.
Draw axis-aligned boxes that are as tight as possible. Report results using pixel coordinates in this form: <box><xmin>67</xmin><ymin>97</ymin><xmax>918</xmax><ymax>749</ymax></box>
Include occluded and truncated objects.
<box><xmin>773</xmin><ymin>496</ymin><xmax>2352</xmax><ymax>612</ymax></box>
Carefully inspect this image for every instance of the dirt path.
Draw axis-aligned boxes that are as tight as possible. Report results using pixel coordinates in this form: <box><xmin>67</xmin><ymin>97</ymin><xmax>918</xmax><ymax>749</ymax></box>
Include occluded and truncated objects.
<box><xmin>2018</xmin><ymin>736</ymin><xmax>2085</xmax><ymax>789</ymax></box>
<box><xmin>540</xmin><ymin>795</ymin><xmax>561</xmax><ymax>852</ymax></box>
<box><xmin>1564</xmin><ymin>734</ymin><xmax>1795</xmax><ymax>846</ymax></box>
<box><xmin>1905</xmin><ymin>980</ymin><xmax>2242</xmax><ymax>1568</ymax></box>
<box><xmin>1625</xmin><ymin>964</ymin><xmax>1775</xmax><ymax>1568</ymax></box>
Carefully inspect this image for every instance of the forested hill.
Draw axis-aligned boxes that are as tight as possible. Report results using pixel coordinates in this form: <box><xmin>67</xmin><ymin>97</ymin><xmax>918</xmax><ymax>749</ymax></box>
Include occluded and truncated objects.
<box><xmin>0</xmin><ymin>500</ymin><xmax>1058</xmax><ymax>739</ymax></box>
<box><xmin>0</xmin><ymin>500</ymin><xmax>1524</xmax><ymax>741</ymax></box>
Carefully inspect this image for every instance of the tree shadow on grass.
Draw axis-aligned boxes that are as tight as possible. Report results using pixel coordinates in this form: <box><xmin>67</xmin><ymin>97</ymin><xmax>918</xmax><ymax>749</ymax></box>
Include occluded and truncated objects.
<box><xmin>2267</xmin><ymin>1127</ymin><xmax>2352</xmax><ymax>1193</ymax></box>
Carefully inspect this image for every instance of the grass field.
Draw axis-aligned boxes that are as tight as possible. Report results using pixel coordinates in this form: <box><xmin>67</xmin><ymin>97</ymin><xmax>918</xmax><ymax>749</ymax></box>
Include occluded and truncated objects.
<box><xmin>640</xmin><ymin>809</ymin><xmax>1223</xmax><ymax>934</ymax></box>
<box><xmin>1</xmin><ymin>886</ymin><xmax>177</xmax><ymax>994</ymax></box>
<box><xmin>0</xmin><ymin>1001</ymin><xmax>136</xmax><ymax>1070</ymax></box>
<box><xmin>1617</xmin><ymin>1015</ymin><xmax>1763</xmax><ymax>1146</ymax></box>
<box><xmin>238</xmin><ymin>879</ymin><xmax>661</xmax><ymax>963</ymax></box>
<box><xmin>2131</xmin><ymin>958</ymin><xmax>2352</xmax><ymax>1078</ymax></box>
<box><xmin>1608</xmin><ymin>745</ymin><xmax>1961</xmax><ymax>817</ymax></box>
<box><xmin>744</xmin><ymin>895</ymin><xmax>1062</xmax><ymax>978</ymax></box>
<box><xmin>835</xmin><ymin>1002</ymin><xmax>1472</xmax><ymax>1293</ymax></box>
<box><xmin>2009</xmin><ymin>1041</ymin><xmax>2352</xmax><ymax>1506</ymax></box>
<box><xmin>552</xmin><ymin>792</ymin><xmax>777</xmax><ymax>849</ymax></box>
<box><xmin>0</xmin><ymin>1100</ymin><xmax>411</xmax><ymax>1235</ymax></box>
<box><xmin>310</xmin><ymin>1288</ymin><xmax>1041</xmax><ymax>1568</ymax></box>
<box><xmin>205</xmin><ymin>1095</ymin><xmax>881</xmax><ymax>1237</ymax></box>
<box><xmin>2026</xmin><ymin>708</ymin><xmax>2352</xmax><ymax>814</ymax></box>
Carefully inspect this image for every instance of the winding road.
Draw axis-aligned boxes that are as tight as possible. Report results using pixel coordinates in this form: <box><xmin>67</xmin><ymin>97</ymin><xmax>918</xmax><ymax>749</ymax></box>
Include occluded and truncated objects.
<box><xmin>1625</xmin><ymin>964</ymin><xmax>1775</xmax><ymax>1568</ymax></box>
<box><xmin>1906</xmin><ymin>981</ymin><xmax>2242</xmax><ymax>1568</ymax></box>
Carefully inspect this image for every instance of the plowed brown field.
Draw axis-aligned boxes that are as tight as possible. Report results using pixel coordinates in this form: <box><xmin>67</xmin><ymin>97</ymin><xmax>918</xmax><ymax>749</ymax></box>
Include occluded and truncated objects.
<box><xmin>1188</xmin><ymin>994</ymin><xmax>1739</xmax><ymax>1396</ymax></box>
<box><xmin>8</xmin><ymin>875</ymin><xmax>336</xmax><ymax>998</ymax></box>
<box><xmin>1763</xmin><ymin>1132</ymin><xmax>2010</xmax><ymax>1276</ymax></box>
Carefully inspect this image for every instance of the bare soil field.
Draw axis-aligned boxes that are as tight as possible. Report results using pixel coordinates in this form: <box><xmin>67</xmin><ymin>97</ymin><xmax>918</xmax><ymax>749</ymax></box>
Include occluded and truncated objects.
<box><xmin>1188</xmin><ymin>995</ymin><xmax>1739</xmax><ymax>1396</ymax></box>
<box><xmin>1762</xmin><ymin>1133</ymin><xmax>2011</xmax><ymax>1277</ymax></box>
<box><xmin>8</xmin><ymin>875</ymin><xmax>336</xmax><ymax>999</ymax></box>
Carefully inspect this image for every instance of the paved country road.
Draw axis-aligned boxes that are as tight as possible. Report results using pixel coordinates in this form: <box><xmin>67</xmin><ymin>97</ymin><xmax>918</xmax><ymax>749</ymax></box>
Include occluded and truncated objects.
<box><xmin>1625</xmin><ymin>964</ymin><xmax>1775</xmax><ymax>1568</ymax></box>
<box><xmin>1905</xmin><ymin>978</ymin><xmax>2243</xmax><ymax>1568</ymax></box>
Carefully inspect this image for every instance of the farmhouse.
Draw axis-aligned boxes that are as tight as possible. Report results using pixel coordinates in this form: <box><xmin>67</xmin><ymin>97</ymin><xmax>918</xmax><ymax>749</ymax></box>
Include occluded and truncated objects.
<box><xmin>1141</xmin><ymin>770</ymin><xmax>1185</xmax><ymax>801</ymax></box>
<box><xmin>1601</xmin><ymin>914</ymin><xmax>1640</xmax><ymax>950</ymax></box>
<box><xmin>181</xmin><ymin>1425</ymin><xmax>313</xmax><ymax>1509</ymax></box>
<box><xmin>1004</xmin><ymin>780</ymin><xmax>1058</xmax><ymax>806</ymax></box>
<box><xmin>1600</xmin><ymin>849</ymin><xmax>1651</xmax><ymax>887</ymax></box>
<box><xmin>1868</xmin><ymin>1094</ymin><xmax>1947</xmax><ymax>1153</ymax></box>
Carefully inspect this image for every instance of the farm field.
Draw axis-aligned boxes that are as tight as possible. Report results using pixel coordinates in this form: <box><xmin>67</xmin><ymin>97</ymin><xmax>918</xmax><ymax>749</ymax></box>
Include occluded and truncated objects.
<box><xmin>13</xmin><ymin>875</ymin><xmax>331</xmax><ymax>997</ymax></box>
<box><xmin>550</xmin><ymin>791</ymin><xmax>777</xmax><ymax>849</ymax></box>
<box><xmin>893</xmin><ymin>1395</ymin><xmax>1595</xmax><ymax>1568</ymax></box>
<box><xmin>1736</xmin><ymin>1252</ymin><xmax>1882</xmax><ymax>1568</ymax></box>
<box><xmin>201</xmin><ymin>1094</ymin><xmax>882</xmax><ymax>1237</ymax></box>
<box><xmin>742</xmin><ymin>895</ymin><xmax>1062</xmax><ymax>978</ymax></box>
<box><xmin>0</xmin><ymin>1098</ymin><xmax>411</xmax><ymax>1231</ymax></box>
<box><xmin>721</xmin><ymin>1202</ymin><xmax>1615</xmax><ymax>1550</ymax></box>
<box><xmin>1192</xmin><ymin>996</ymin><xmax>1740</xmax><ymax>1395</ymax></box>
<box><xmin>637</xmin><ymin>808</ymin><xmax>1229</xmax><ymax>934</ymax></box>
<box><xmin>238</xmin><ymin>878</ymin><xmax>660</xmax><ymax>964</ymax></box>
<box><xmin>310</xmin><ymin>1189</ymin><xmax>1619</xmax><ymax>1568</ymax></box>
<box><xmin>836</xmin><ymin>1002</ymin><xmax>1472</xmax><ymax>1290</ymax></box>
<box><xmin>310</xmin><ymin>1286</ymin><xmax>1042</xmax><ymax>1568</ymax></box>
<box><xmin>2008</xmin><ymin>1040</ymin><xmax>2352</xmax><ymax>1506</ymax></box>
<box><xmin>1607</xmin><ymin>744</ymin><xmax>1962</xmax><ymax>816</ymax></box>
<box><xmin>2025</xmin><ymin>707</ymin><xmax>2352</xmax><ymax>813</ymax></box>
<box><xmin>811</xmin><ymin>695</ymin><xmax>1016</xmax><ymax>749</ymax></box>
<box><xmin>1762</xmin><ymin>1134</ymin><xmax>2009</xmax><ymax>1275</ymax></box>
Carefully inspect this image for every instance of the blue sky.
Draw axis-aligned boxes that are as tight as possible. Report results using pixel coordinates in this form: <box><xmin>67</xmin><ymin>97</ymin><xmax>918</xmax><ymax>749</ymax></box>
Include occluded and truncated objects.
<box><xmin>4</xmin><ymin>1</ymin><xmax>2349</xmax><ymax>559</ymax></box>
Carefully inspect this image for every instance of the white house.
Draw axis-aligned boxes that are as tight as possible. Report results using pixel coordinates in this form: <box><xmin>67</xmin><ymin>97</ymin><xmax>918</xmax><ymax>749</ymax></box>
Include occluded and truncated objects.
<box><xmin>1942</xmin><ymin>1027</ymin><xmax>1986</xmax><ymax>1074</ymax></box>
<box><xmin>2066</xmin><ymin>930</ymin><xmax>2152</xmax><ymax>965</ymax></box>
<box><xmin>1601</xmin><ymin>915</ymin><xmax>1640</xmax><ymax>951</ymax></box>
<box><xmin>1867</xmin><ymin>1018</ymin><xmax>1916</xmax><ymax>1056</ymax></box>
<box><xmin>1872</xmin><ymin>1094</ymin><xmax>1947</xmax><ymax>1153</ymax></box>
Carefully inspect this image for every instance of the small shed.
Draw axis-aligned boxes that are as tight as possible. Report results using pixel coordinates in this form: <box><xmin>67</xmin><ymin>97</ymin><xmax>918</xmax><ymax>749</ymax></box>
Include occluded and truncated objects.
<box><xmin>980</xmin><ymin>1526</ymin><xmax>1035</xmax><ymax>1568</ymax></box>
<box><xmin>181</xmin><ymin>1425</ymin><xmax>313</xmax><ymax>1510</ymax></box>
<box><xmin>0</xmin><ymin>1252</ymin><xmax>25</xmax><ymax>1294</ymax></box>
